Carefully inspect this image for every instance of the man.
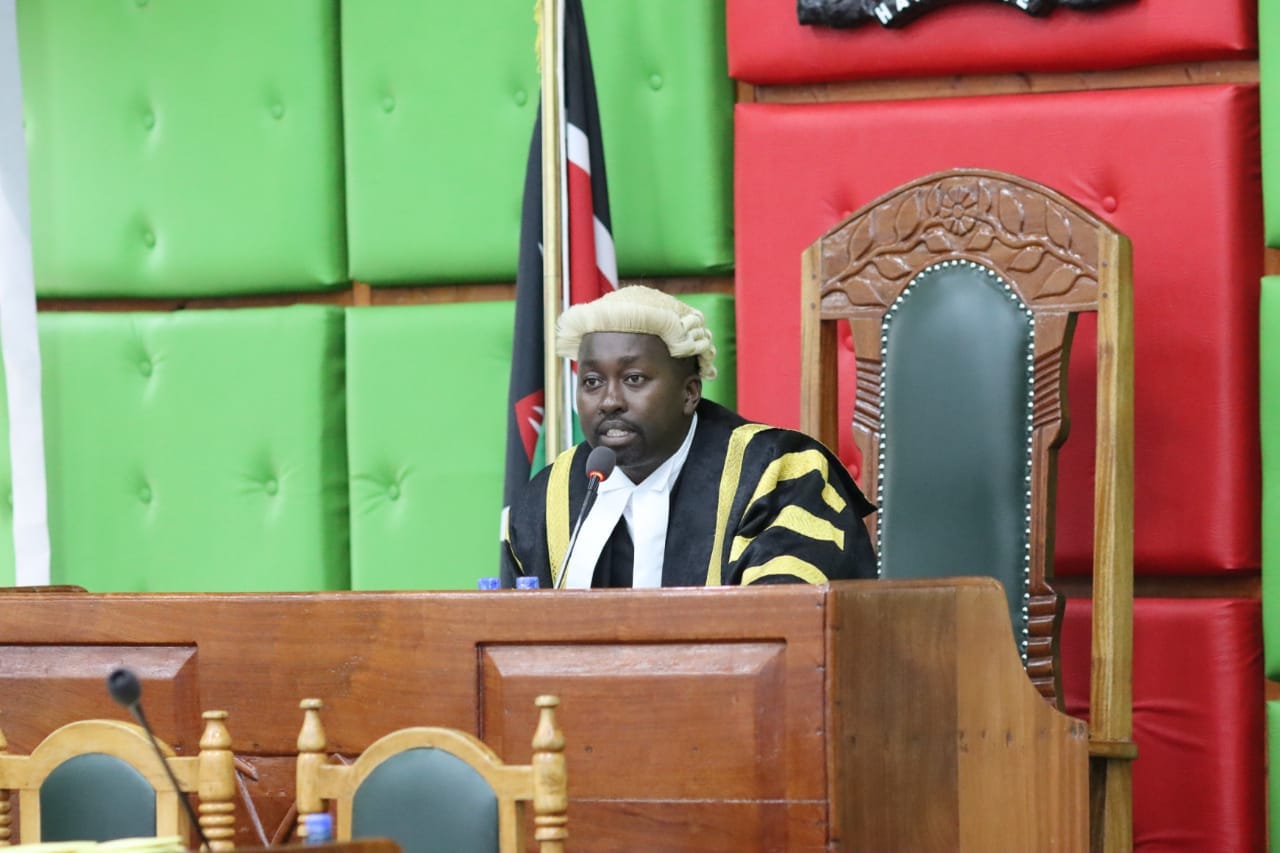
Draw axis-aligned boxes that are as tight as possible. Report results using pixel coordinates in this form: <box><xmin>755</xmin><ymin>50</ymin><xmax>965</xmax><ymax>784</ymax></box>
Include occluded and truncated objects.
<box><xmin>501</xmin><ymin>285</ymin><xmax>877</xmax><ymax>588</ymax></box>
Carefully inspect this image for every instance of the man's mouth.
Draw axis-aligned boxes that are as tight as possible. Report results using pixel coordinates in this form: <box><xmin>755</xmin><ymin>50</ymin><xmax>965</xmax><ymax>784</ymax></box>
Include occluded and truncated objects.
<box><xmin>598</xmin><ymin>421</ymin><xmax>638</xmax><ymax>441</ymax></box>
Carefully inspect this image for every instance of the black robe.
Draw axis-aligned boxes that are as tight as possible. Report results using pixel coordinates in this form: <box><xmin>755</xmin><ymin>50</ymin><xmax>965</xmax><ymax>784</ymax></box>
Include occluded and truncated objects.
<box><xmin>501</xmin><ymin>400</ymin><xmax>877</xmax><ymax>588</ymax></box>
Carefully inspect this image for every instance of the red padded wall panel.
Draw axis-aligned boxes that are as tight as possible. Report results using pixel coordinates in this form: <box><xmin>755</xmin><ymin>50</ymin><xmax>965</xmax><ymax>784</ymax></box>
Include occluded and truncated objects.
<box><xmin>734</xmin><ymin>86</ymin><xmax>1261</xmax><ymax>574</ymax></box>
<box><xmin>727</xmin><ymin>0</ymin><xmax>1255</xmax><ymax>85</ymax></box>
<box><xmin>1061</xmin><ymin>598</ymin><xmax>1264</xmax><ymax>851</ymax></box>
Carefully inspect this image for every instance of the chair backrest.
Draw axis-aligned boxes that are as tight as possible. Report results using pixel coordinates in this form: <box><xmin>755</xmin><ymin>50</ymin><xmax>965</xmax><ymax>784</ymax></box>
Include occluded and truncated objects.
<box><xmin>295</xmin><ymin>696</ymin><xmax>567</xmax><ymax>853</ymax></box>
<box><xmin>0</xmin><ymin>711</ymin><xmax>236</xmax><ymax>848</ymax></box>
<box><xmin>800</xmin><ymin>168</ymin><xmax>1135</xmax><ymax>848</ymax></box>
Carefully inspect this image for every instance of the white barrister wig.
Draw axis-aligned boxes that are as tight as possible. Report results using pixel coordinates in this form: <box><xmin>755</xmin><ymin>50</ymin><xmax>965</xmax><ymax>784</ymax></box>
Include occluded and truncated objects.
<box><xmin>556</xmin><ymin>285</ymin><xmax>717</xmax><ymax>381</ymax></box>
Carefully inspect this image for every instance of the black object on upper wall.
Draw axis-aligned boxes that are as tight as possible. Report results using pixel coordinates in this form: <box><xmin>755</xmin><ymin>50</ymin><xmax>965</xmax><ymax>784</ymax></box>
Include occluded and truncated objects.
<box><xmin>797</xmin><ymin>0</ymin><xmax>1126</xmax><ymax>29</ymax></box>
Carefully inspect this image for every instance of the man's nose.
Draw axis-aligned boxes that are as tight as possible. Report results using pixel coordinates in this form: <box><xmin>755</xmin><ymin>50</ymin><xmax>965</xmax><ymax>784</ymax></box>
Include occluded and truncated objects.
<box><xmin>600</xmin><ymin>380</ymin><xmax>625</xmax><ymax>411</ymax></box>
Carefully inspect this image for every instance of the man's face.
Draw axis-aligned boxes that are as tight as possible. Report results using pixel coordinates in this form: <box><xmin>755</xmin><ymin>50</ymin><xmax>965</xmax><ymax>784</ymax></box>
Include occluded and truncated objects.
<box><xmin>576</xmin><ymin>332</ymin><xmax>702</xmax><ymax>483</ymax></box>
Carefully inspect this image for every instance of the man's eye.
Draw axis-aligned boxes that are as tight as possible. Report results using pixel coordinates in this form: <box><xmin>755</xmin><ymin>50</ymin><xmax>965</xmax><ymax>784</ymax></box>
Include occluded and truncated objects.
<box><xmin>624</xmin><ymin>374</ymin><xmax>646</xmax><ymax>385</ymax></box>
<box><xmin>582</xmin><ymin>376</ymin><xmax>603</xmax><ymax>389</ymax></box>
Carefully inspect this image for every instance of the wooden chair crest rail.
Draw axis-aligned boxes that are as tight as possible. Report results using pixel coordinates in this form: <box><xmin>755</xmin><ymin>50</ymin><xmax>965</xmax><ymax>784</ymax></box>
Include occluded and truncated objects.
<box><xmin>0</xmin><ymin>711</ymin><xmax>235</xmax><ymax>849</ymax></box>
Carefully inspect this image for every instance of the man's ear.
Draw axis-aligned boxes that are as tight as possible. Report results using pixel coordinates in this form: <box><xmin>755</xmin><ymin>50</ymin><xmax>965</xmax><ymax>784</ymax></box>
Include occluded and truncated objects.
<box><xmin>683</xmin><ymin>374</ymin><xmax>703</xmax><ymax>415</ymax></box>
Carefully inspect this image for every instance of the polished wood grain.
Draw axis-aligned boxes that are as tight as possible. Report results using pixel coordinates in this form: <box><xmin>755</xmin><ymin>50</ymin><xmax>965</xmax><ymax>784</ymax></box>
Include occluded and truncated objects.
<box><xmin>0</xmin><ymin>583</ymin><xmax>1086</xmax><ymax>851</ymax></box>
<box><xmin>1088</xmin><ymin>229</ymin><xmax>1136</xmax><ymax>853</ymax></box>
<box><xmin>828</xmin><ymin>578</ymin><xmax>1088</xmax><ymax>851</ymax></box>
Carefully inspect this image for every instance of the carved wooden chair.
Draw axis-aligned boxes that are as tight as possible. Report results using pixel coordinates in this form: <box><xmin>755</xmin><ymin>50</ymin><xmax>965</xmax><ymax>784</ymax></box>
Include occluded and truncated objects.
<box><xmin>295</xmin><ymin>695</ymin><xmax>567</xmax><ymax>853</ymax></box>
<box><xmin>800</xmin><ymin>168</ymin><xmax>1135</xmax><ymax>850</ymax></box>
<box><xmin>0</xmin><ymin>711</ymin><xmax>235</xmax><ymax>848</ymax></box>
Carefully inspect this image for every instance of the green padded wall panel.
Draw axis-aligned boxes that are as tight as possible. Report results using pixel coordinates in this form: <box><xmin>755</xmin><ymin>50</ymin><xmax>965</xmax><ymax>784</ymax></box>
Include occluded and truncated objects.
<box><xmin>17</xmin><ymin>0</ymin><xmax>346</xmax><ymax>297</ymax></box>
<box><xmin>678</xmin><ymin>292</ymin><xmax>736</xmax><ymax>411</ymax></box>
<box><xmin>346</xmin><ymin>293</ymin><xmax>735</xmax><ymax>590</ymax></box>
<box><xmin>340</xmin><ymin>0</ymin><xmax>537</xmax><ymax>285</ymax></box>
<box><xmin>584</xmin><ymin>0</ymin><xmax>733</xmax><ymax>276</ymax></box>
<box><xmin>1266</xmin><ymin>0</ymin><xmax>1280</xmax><ymax>246</ymax></box>
<box><xmin>1264</xmin><ymin>278</ymin><xmax>1280</xmax><ymax>676</ymax></box>
<box><xmin>341</xmin><ymin>0</ymin><xmax>733</xmax><ymax>285</ymax></box>
<box><xmin>346</xmin><ymin>302</ymin><xmax>516</xmax><ymax>590</ymax></box>
<box><xmin>40</xmin><ymin>307</ymin><xmax>348</xmax><ymax>591</ymax></box>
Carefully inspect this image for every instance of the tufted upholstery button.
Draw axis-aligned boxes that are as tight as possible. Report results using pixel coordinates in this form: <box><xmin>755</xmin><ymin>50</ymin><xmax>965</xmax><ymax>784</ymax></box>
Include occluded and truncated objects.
<box><xmin>387</xmin><ymin>483</ymin><xmax>401</xmax><ymax>500</ymax></box>
<box><xmin>270</xmin><ymin>103</ymin><xmax>285</xmax><ymax>120</ymax></box>
<box><xmin>264</xmin><ymin>478</ymin><xmax>279</xmax><ymax>496</ymax></box>
<box><xmin>514</xmin><ymin>90</ymin><xmax>528</xmax><ymax>107</ymax></box>
<box><xmin>142</xmin><ymin>111</ymin><xmax>155</xmax><ymax>130</ymax></box>
<box><xmin>382</xmin><ymin>96</ymin><xmax>396</xmax><ymax>113</ymax></box>
<box><xmin>648</xmin><ymin>73</ymin><xmax>663</xmax><ymax>91</ymax></box>
<box><xmin>142</xmin><ymin>230</ymin><xmax>156</xmax><ymax>249</ymax></box>
<box><xmin>135</xmin><ymin>0</ymin><xmax>148</xmax><ymax>6</ymax></box>
<box><xmin>139</xmin><ymin>359</ymin><xmax>152</xmax><ymax>377</ymax></box>
<box><xmin>1102</xmin><ymin>195</ymin><xmax>1118</xmax><ymax>213</ymax></box>
<box><xmin>139</xmin><ymin>485</ymin><xmax>152</xmax><ymax>504</ymax></box>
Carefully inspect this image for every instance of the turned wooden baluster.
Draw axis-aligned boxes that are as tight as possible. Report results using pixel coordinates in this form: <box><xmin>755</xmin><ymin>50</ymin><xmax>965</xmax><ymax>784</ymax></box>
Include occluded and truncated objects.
<box><xmin>531</xmin><ymin>695</ymin><xmax>567</xmax><ymax>853</ymax></box>
<box><xmin>295</xmin><ymin>699</ymin><xmax>327</xmax><ymax>840</ymax></box>
<box><xmin>0</xmin><ymin>720</ymin><xmax>10</xmax><ymax>847</ymax></box>
<box><xmin>197</xmin><ymin>710</ymin><xmax>235</xmax><ymax>850</ymax></box>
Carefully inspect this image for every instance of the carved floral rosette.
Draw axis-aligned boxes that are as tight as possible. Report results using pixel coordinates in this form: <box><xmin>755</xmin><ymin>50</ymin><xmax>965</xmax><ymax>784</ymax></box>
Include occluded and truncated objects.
<box><xmin>820</xmin><ymin>173</ymin><xmax>1100</xmax><ymax>319</ymax></box>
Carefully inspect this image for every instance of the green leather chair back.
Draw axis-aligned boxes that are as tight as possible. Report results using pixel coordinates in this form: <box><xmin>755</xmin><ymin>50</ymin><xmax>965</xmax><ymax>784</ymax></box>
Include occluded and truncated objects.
<box><xmin>878</xmin><ymin>262</ymin><xmax>1034</xmax><ymax>654</ymax></box>
<box><xmin>351</xmin><ymin>747</ymin><xmax>499</xmax><ymax>853</ymax></box>
<box><xmin>40</xmin><ymin>753</ymin><xmax>156</xmax><ymax>842</ymax></box>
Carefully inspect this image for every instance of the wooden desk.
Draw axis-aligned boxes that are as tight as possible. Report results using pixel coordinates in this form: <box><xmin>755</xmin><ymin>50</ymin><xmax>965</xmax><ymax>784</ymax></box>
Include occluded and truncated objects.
<box><xmin>0</xmin><ymin>579</ymin><xmax>1086</xmax><ymax>851</ymax></box>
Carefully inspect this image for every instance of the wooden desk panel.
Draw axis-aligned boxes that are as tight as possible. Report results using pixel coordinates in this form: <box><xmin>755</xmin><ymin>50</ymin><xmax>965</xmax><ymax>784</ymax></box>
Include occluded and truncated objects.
<box><xmin>0</xmin><ymin>580</ymin><xmax>1087</xmax><ymax>851</ymax></box>
<box><xmin>0</xmin><ymin>586</ymin><xmax>828</xmax><ymax>850</ymax></box>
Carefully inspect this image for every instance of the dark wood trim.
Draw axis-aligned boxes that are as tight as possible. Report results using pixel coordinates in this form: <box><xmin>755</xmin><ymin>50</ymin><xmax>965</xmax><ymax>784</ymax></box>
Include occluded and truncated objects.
<box><xmin>753</xmin><ymin>59</ymin><xmax>1259</xmax><ymax>105</ymax></box>
<box><xmin>36</xmin><ymin>277</ymin><xmax>736</xmax><ymax>313</ymax></box>
<box><xmin>1054</xmin><ymin>573</ymin><xmax>1261</xmax><ymax>600</ymax></box>
<box><xmin>366</xmin><ymin>282</ymin><xmax>515</xmax><ymax>305</ymax></box>
<box><xmin>351</xmin><ymin>281</ymin><xmax>373</xmax><ymax>307</ymax></box>
<box><xmin>1265</xmin><ymin>247</ymin><xmax>1280</xmax><ymax>278</ymax></box>
<box><xmin>38</xmin><ymin>288</ymin><xmax>357</xmax><ymax>313</ymax></box>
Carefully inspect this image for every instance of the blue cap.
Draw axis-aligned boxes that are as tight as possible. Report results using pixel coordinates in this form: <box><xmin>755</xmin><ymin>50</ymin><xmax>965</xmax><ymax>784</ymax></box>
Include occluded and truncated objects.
<box><xmin>477</xmin><ymin>577</ymin><xmax>501</xmax><ymax>590</ymax></box>
<box><xmin>516</xmin><ymin>576</ymin><xmax>541</xmax><ymax>590</ymax></box>
<box><xmin>302</xmin><ymin>812</ymin><xmax>333</xmax><ymax>843</ymax></box>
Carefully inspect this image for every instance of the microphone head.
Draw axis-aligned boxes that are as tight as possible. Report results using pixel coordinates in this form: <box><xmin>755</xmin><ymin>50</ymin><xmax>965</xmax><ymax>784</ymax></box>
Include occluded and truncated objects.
<box><xmin>585</xmin><ymin>445</ymin><xmax>616</xmax><ymax>482</ymax></box>
<box><xmin>107</xmin><ymin>667</ymin><xmax>142</xmax><ymax>708</ymax></box>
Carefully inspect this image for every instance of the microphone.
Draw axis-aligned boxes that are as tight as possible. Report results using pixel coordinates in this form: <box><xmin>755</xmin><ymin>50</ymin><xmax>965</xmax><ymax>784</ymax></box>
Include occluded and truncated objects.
<box><xmin>107</xmin><ymin>668</ymin><xmax>213</xmax><ymax>852</ymax></box>
<box><xmin>555</xmin><ymin>445</ymin><xmax>616</xmax><ymax>589</ymax></box>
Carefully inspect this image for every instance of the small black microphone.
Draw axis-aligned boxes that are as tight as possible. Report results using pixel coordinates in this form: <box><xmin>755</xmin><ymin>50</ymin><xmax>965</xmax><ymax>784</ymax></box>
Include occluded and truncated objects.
<box><xmin>107</xmin><ymin>668</ymin><xmax>213</xmax><ymax>852</ymax></box>
<box><xmin>555</xmin><ymin>445</ymin><xmax>616</xmax><ymax>589</ymax></box>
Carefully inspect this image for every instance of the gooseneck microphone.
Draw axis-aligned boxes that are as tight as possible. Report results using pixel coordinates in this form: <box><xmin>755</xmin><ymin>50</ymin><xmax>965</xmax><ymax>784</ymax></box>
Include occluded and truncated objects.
<box><xmin>555</xmin><ymin>445</ymin><xmax>616</xmax><ymax>589</ymax></box>
<box><xmin>107</xmin><ymin>668</ymin><xmax>213</xmax><ymax>852</ymax></box>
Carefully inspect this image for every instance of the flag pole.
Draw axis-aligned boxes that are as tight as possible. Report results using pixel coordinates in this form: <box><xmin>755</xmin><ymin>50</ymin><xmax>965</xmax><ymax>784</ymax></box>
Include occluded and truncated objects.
<box><xmin>539</xmin><ymin>0</ymin><xmax>566</xmax><ymax>461</ymax></box>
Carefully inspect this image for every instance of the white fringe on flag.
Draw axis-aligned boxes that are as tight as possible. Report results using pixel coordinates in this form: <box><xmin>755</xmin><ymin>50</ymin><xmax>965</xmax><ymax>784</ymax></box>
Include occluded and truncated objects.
<box><xmin>0</xmin><ymin>0</ymin><xmax>51</xmax><ymax>585</ymax></box>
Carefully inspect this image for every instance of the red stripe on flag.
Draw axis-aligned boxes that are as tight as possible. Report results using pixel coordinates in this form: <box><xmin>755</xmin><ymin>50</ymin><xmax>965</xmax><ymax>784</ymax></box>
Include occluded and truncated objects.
<box><xmin>567</xmin><ymin>159</ymin><xmax>606</xmax><ymax>305</ymax></box>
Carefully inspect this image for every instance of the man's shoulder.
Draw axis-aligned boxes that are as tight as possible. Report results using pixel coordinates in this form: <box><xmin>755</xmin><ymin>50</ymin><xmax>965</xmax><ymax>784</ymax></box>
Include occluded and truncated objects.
<box><xmin>699</xmin><ymin>399</ymin><xmax>833</xmax><ymax>456</ymax></box>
